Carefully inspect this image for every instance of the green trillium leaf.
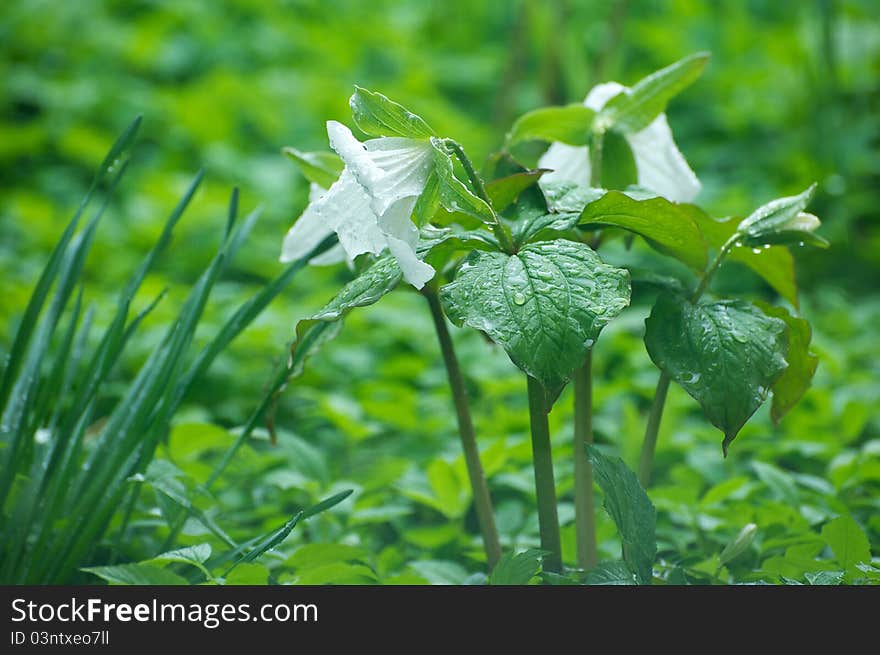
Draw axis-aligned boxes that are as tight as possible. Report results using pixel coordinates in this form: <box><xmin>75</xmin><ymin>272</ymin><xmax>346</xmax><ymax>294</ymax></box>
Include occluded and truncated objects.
<box><xmin>644</xmin><ymin>293</ymin><xmax>789</xmax><ymax>455</ymax></box>
<box><xmin>349</xmin><ymin>86</ymin><xmax>435</xmax><ymax>139</ymax></box>
<box><xmin>682</xmin><ymin>205</ymin><xmax>799</xmax><ymax>307</ymax></box>
<box><xmin>754</xmin><ymin>302</ymin><xmax>819</xmax><ymax>424</ymax></box>
<box><xmin>281</xmin><ymin>148</ymin><xmax>344</xmax><ymax>189</ymax></box>
<box><xmin>587</xmin><ymin>446</ymin><xmax>657</xmax><ymax>585</ymax></box>
<box><xmin>736</xmin><ymin>184</ymin><xmax>827</xmax><ymax>248</ymax></box>
<box><xmin>440</xmin><ymin>239</ymin><xmax>630</xmax><ymax>408</ymax></box>
<box><xmin>597</xmin><ymin>52</ymin><xmax>711</xmax><ymax>134</ymax></box>
<box><xmin>505</xmin><ymin>104</ymin><xmax>596</xmax><ymax>148</ymax></box>
<box><xmin>431</xmin><ymin>139</ymin><xmax>497</xmax><ymax>226</ymax></box>
<box><xmin>486</xmin><ymin>169</ymin><xmax>547</xmax><ymax>212</ymax></box>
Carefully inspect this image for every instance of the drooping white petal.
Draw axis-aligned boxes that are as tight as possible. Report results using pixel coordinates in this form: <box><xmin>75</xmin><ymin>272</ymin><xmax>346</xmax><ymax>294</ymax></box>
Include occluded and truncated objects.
<box><xmin>376</xmin><ymin>196</ymin><xmax>435</xmax><ymax>289</ymax></box>
<box><xmin>538</xmin><ymin>142</ymin><xmax>590</xmax><ymax>188</ymax></box>
<box><xmin>327</xmin><ymin>120</ymin><xmax>433</xmax><ymax>216</ymax></box>
<box><xmin>624</xmin><ymin>115</ymin><xmax>701</xmax><ymax>203</ymax></box>
<box><xmin>538</xmin><ymin>80</ymin><xmax>700</xmax><ymax>203</ymax></box>
<box><xmin>280</xmin><ymin>168</ymin><xmax>385</xmax><ymax>264</ymax></box>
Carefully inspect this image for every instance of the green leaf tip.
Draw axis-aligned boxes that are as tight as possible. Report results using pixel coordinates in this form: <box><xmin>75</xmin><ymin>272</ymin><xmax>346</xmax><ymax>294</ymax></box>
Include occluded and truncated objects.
<box><xmin>349</xmin><ymin>86</ymin><xmax>434</xmax><ymax>139</ymax></box>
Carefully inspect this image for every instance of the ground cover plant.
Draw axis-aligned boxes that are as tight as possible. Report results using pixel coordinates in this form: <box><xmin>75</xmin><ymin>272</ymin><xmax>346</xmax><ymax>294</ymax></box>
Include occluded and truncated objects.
<box><xmin>1</xmin><ymin>0</ymin><xmax>877</xmax><ymax>586</ymax></box>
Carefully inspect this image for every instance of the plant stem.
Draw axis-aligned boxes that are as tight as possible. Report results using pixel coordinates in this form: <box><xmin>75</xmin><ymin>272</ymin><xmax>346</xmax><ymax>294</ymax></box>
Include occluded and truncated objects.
<box><xmin>573</xmin><ymin>353</ymin><xmax>599</xmax><ymax>569</ymax></box>
<box><xmin>637</xmin><ymin>233</ymin><xmax>740</xmax><ymax>486</ymax></box>
<box><xmin>445</xmin><ymin>139</ymin><xmax>516</xmax><ymax>254</ymax></box>
<box><xmin>526</xmin><ymin>376</ymin><xmax>563</xmax><ymax>573</ymax></box>
<box><xmin>424</xmin><ymin>290</ymin><xmax>502</xmax><ymax>569</ymax></box>
<box><xmin>570</xmin><ymin>128</ymin><xmax>606</xmax><ymax>569</ymax></box>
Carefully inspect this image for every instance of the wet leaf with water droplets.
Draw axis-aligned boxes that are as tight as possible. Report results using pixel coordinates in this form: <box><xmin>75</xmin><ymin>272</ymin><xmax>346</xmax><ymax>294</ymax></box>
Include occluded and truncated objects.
<box><xmin>440</xmin><ymin>239</ymin><xmax>630</xmax><ymax>408</ymax></box>
<box><xmin>349</xmin><ymin>86</ymin><xmax>434</xmax><ymax>139</ymax></box>
<box><xmin>644</xmin><ymin>293</ymin><xmax>789</xmax><ymax>454</ymax></box>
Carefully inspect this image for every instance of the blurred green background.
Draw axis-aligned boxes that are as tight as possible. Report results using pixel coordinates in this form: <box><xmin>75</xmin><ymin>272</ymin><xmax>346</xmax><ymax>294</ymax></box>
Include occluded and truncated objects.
<box><xmin>2</xmin><ymin>0</ymin><xmax>878</xmax><ymax>583</ymax></box>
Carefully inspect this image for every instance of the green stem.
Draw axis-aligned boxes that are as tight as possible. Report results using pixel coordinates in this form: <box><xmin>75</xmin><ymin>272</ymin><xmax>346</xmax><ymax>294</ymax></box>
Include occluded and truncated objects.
<box><xmin>637</xmin><ymin>234</ymin><xmax>740</xmax><ymax>486</ymax></box>
<box><xmin>424</xmin><ymin>290</ymin><xmax>502</xmax><ymax>569</ymax></box>
<box><xmin>573</xmin><ymin>353</ymin><xmax>599</xmax><ymax>569</ymax></box>
<box><xmin>445</xmin><ymin>139</ymin><xmax>516</xmax><ymax>254</ymax></box>
<box><xmin>526</xmin><ymin>376</ymin><xmax>563</xmax><ymax>573</ymax></box>
<box><xmin>571</xmin><ymin>129</ymin><xmax>606</xmax><ymax>568</ymax></box>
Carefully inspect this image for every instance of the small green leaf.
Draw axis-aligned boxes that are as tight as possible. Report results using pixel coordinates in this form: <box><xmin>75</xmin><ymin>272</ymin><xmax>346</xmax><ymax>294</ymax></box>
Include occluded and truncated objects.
<box><xmin>505</xmin><ymin>105</ymin><xmax>596</xmax><ymax>147</ymax></box>
<box><xmin>584</xmin><ymin>560</ymin><xmax>637</xmax><ymax>585</ymax></box>
<box><xmin>486</xmin><ymin>170</ymin><xmax>547</xmax><ymax>212</ymax></box>
<box><xmin>805</xmin><ymin>571</ymin><xmax>844</xmax><ymax>585</ymax></box>
<box><xmin>350</xmin><ymin>86</ymin><xmax>434</xmax><ymax>138</ymax></box>
<box><xmin>411</xmin><ymin>171</ymin><xmax>441</xmax><ymax>226</ymax></box>
<box><xmin>737</xmin><ymin>185</ymin><xmax>826</xmax><ymax>247</ymax></box>
<box><xmin>587</xmin><ymin>446</ymin><xmax>656</xmax><ymax>585</ymax></box>
<box><xmin>578</xmin><ymin>189</ymin><xmax>708</xmax><ymax>270</ymax></box>
<box><xmin>821</xmin><ymin>515</ymin><xmax>871</xmax><ymax>580</ymax></box>
<box><xmin>82</xmin><ymin>563</ymin><xmax>189</xmax><ymax>585</ymax></box>
<box><xmin>440</xmin><ymin>239</ymin><xmax>630</xmax><ymax>406</ymax></box>
<box><xmin>282</xmin><ymin>148</ymin><xmax>343</xmax><ymax>189</ymax></box>
<box><xmin>309</xmin><ymin>255</ymin><xmax>402</xmax><ymax>324</ymax></box>
<box><xmin>431</xmin><ymin>140</ymin><xmax>496</xmax><ymax>225</ymax></box>
<box><xmin>489</xmin><ymin>549</ymin><xmax>547</xmax><ymax>585</ymax></box>
<box><xmin>644</xmin><ymin>293</ymin><xmax>789</xmax><ymax>454</ymax></box>
<box><xmin>598</xmin><ymin>52</ymin><xmax>711</xmax><ymax>134</ymax></box>
<box><xmin>755</xmin><ymin>302</ymin><xmax>819</xmax><ymax>423</ymax></box>
<box><xmin>719</xmin><ymin>523</ymin><xmax>757</xmax><ymax>566</ymax></box>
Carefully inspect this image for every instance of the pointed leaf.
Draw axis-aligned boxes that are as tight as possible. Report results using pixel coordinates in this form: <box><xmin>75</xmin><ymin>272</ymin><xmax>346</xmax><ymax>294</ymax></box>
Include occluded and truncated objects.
<box><xmin>644</xmin><ymin>293</ymin><xmax>789</xmax><ymax>454</ymax></box>
<box><xmin>350</xmin><ymin>86</ymin><xmax>434</xmax><ymax>138</ymax></box>
<box><xmin>489</xmin><ymin>549</ymin><xmax>547</xmax><ymax>585</ymax></box>
<box><xmin>440</xmin><ymin>239</ymin><xmax>629</xmax><ymax>406</ymax></box>
<box><xmin>505</xmin><ymin>105</ymin><xmax>596</xmax><ymax>147</ymax></box>
<box><xmin>598</xmin><ymin>52</ymin><xmax>710</xmax><ymax>134</ymax></box>
<box><xmin>737</xmin><ymin>185</ymin><xmax>824</xmax><ymax>246</ymax></box>
<box><xmin>587</xmin><ymin>446</ymin><xmax>656</xmax><ymax>585</ymax></box>
<box><xmin>821</xmin><ymin>515</ymin><xmax>871</xmax><ymax>581</ymax></box>
<box><xmin>584</xmin><ymin>560</ymin><xmax>638</xmax><ymax>585</ymax></box>
<box><xmin>282</xmin><ymin>148</ymin><xmax>344</xmax><ymax>189</ymax></box>
<box><xmin>755</xmin><ymin>302</ymin><xmax>819</xmax><ymax>423</ymax></box>
<box><xmin>431</xmin><ymin>140</ymin><xmax>496</xmax><ymax>225</ymax></box>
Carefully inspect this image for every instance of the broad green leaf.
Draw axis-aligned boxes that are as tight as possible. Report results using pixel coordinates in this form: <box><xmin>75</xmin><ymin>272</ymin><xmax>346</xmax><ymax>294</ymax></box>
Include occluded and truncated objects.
<box><xmin>821</xmin><ymin>515</ymin><xmax>871</xmax><ymax>580</ymax></box>
<box><xmin>587</xmin><ymin>446</ymin><xmax>656</xmax><ymax>585</ymax></box>
<box><xmin>81</xmin><ymin>563</ymin><xmax>189</xmax><ymax>585</ymax></box>
<box><xmin>506</xmin><ymin>184</ymin><xmax>579</xmax><ymax>245</ymax></box>
<box><xmin>349</xmin><ymin>86</ymin><xmax>434</xmax><ymax>139</ymax></box>
<box><xmin>805</xmin><ymin>571</ymin><xmax>844</xmax><ymax>585</ymax></box>
<box><xmin>584</xmin><ymin>560</ymin><xmax>637</xmax><ymax>585</ymax></box>
<box><xmin>719</xmin><ymin>523</ymin><xmax>757</xmax><ymax>566</ymax></box>
<box><xmin>601</xmin><ymin>130</ymin><xmax>638</xmax><ymax>189</ymax></box>
<box><xmin>149</xmin><ymin>544</ymin><xmax>213</xmax><ymax>581</ymax></box>
<box><xmin>431</xmin><ymin>140</ymin><xmax>496</xmax><ymax>225</ymax></box>
<box><xmin>579</xmin><ymin>190</ymin><xmax>708</xmax><ymax>270</ymax></box>
<box><xmin>440</xmin><ymin>239</ymin><xmax>630</xmax><ymax>405</ymax></box>
<box><xmin>644</xmin><ymin>293</ymin><xmax>789</xmax><ymax>454</ymax></box>
<box><xmin>598</xmin><ymin>52</ymin><xmax>710</xmax><ymax>134</ymax></box>
<box><xmin>486</xmin><ymin>170</ymin><xmax>547</xmax><ymax>212</ymax></box>
<box><xmin>505</xmin><ymin>104</ymin><xmax>596</xmax><ymax>147</ymax></box>
<box><xmin>737</xmin><ymin>185</ymin><xmax>827</xmax><ymax>248</ymax></box>
<box><xmin>411</xmin><ymin>171</ymin><xmax>441</xmax><ymax>226</ymax></box>
<box><xmin>684</xmin><ymin>206</ymin><xmax>798</xmax><ymax>306</ymax></box>
<box><xmin>755</xmin><ymin>302</ymin><xmax>819</xmax><ymax>423</ymax></box>
<box><xmin>489</xmin><ymin>549</ymin><xmax>546</xmax><ymax>585</ymax></box>
<box><xmin>282</xmin><ymin>148</ymin><xmax>343</xmax><ymax>189</ymax></box>
<box><xmin>420</xmin><ymin>228</ymin><xmax>497</xmax><ymax>270</ymax></box>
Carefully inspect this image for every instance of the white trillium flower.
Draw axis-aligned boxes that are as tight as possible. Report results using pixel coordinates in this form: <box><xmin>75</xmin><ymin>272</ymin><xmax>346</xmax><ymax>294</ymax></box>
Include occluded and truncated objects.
<box><xmin>538</xmin><ymin>82</ymin><xmax>701</xmax><ymax>203</ymax></box>
<box><xmin>280</xmin><ymin>120</ymin><xmax>436</xmax><ymax>289</ymax></box>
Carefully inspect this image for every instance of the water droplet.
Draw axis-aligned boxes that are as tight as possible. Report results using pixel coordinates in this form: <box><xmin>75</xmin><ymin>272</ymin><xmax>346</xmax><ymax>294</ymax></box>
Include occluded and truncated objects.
<box><xmin>763</xmin><ymin>244</ymin><xmax>771</xmax><ymax>250</ymax></box>
<box><xmin>734</xmin><ymin>241</ymin><xmax>743</xmax><ymax>248</ymax></box>
<box><xmin>732</xmin><ymin>331</ymin><xmax>748</xmax><ymax>343</ymax></box>
<box><xmin>584</xmin><ymin>339</ymin><xmax>594</xmax><ymax>349</ymax></box>
<box><xmin>797</xmin><ymin>241</ymin><xmax>805</xmax><ymax>247</ymax></box>
<box><xmin>512</xmin><ymin>292</ymin><xmax>526</xmax><ymax>306</ymax></box>
<box><xmin>684</xmin><ymin>372</ymin><xmax>701</xmax><ymax>384</ymax></box>
<box><xmin>751</xmin><ymin>248</ymin><xmax>762</xmax><ymax>254</ymax></box>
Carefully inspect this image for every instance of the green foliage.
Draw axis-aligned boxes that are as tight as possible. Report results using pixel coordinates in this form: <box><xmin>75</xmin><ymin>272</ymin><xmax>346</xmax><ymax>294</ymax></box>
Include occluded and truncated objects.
<box><xmin>645</xmin><ymin>294</ymin><xmax>789</xmax><ymax>455</ymax></box>
<box><xmin>505</xmin><ymin>105</ymin><xmax>596</xmax><ymax>148</ymax></box>
<box><xmin>440</xmin><ymin>240</ymin><xmax>630</xmax><ymax>406</ymax></box>
<box><xmin>587</xmin><ymin>447</ymin><xmax>656</xmax><ymax>585</ymax></box>
<box><xmin>349</xmin><ymin>86</ymin><xmax>435</xmax><ymax>139</ymax></box>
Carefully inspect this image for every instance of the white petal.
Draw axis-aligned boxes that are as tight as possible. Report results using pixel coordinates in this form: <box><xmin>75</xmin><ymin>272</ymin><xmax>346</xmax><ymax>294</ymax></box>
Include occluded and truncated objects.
<box><xmin>377</xmin><ymin>197</ymin><xmax>435</xmax><ymax>289</ymax></box>
<box><xmin>280</xmin><ymin>168</ymin><xmax>385</xmax><ymax>264</ymax></box>
<box><xmin>625</xmin><ymin>115</ymin><xmax>701</xmax><ymax>203</ymax></box>
<box><xmin>538</xmin><ymin>142</ymin><xmax>590</xmax><ymax>188</ymax></box>
<box><xmin>308</xmin><ymin>182</ymin><xmax>327</xmax><ymax>203</ymax></box>
<box><xmin>363</xmin><ymin>137</ymin><xmax>434</xmax><ymax>215</ymax></box>
<box><xmin>583</xmin><ymin>81</ymin><xmax>626</xmax><ymax>111</ymax></box>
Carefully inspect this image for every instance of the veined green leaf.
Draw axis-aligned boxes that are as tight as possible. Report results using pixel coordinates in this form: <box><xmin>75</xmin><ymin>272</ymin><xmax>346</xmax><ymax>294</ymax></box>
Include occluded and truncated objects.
<box><xmin>737</xmin><ymin>185</ymin><xmax>826</xmax><ymax>248</ymax></box>
<box><xmin>644</xmin><ymin>293</ymin><xmax>789</xmax><ymax>454</ymax></box>
<box><xmin>755</xmin><ymin>302</ymin><xmax>819</xmax><ymax>424</ymax></box>
<box><xmin>587</xmin><ymin>446</ymin><xmax>656</xmax><ymax>585</ymax></box>
<box><xmin>821</xmin><ymin>515</ymin><xmax>871</xmax><ymax>581</ymax></box>
<box><xmin>578</xmin><ymin>190</ymin><xmax>708</xmax><ymax>270</ymax></box>
<box><xmin>584</xmin><ymin>560</ymin><xmax>637</xmax><ymax>585</ymax></box>
<box><xmin>282</xmin><ymin>148</ymin><xmax>344</xmax><ymax>189</ymax></box>
<box><xmin>350</xmin><ymin>86</ymin><xmax>434</xmax><ymax>138</ymax></box>
<box><xmin>431</xmin><ymin>140</ymin><xmax>497</xmax><ymax>225</ymax></box>
<box><xmin>719</xmin><ymin>523</ymin><xmax>758</xmax><ymax>566</ymax></box>
<box><xmin>440</xmin><ymin>239</ymin><xmax>630</xmax><ymax>406</ymax></box>
<box><xmin>486</xmin><ymin>169</ymin><xmax>547</xmax><ymax>212</ymax></box>
<box><xmin>505</xmin><ymin>105</ymin><xmax>596</xmax><ymax>147</ymax></box>
<box><xmin>598</xmin><ymin>52</ymin><xmax>710</xmax><ymax>134</ymax></box>
<box><xmin>489</xmin><ymin>549</ymin><xmax>547</xmax><ymax>585</ymax></box>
